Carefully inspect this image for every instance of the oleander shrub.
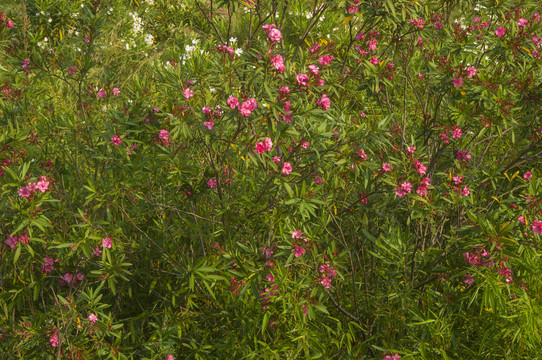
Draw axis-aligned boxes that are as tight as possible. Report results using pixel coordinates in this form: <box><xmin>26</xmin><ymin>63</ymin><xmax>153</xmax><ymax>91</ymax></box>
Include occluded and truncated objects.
<box><xmin>1</xmin><ymin>0</ymin><xmax>542</xmax><ymax>359</ymax></box>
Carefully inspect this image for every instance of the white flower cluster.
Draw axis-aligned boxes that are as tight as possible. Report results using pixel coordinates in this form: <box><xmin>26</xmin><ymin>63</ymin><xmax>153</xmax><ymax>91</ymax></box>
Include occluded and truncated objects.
<box><xmin>129</xmin><ymin>12</ymin><xmax>143</xmax><ymax>34</ymax></box>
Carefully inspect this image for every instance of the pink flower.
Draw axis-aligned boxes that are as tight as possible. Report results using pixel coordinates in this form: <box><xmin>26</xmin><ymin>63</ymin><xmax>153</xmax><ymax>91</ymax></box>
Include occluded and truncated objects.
<box><xmin>204</xmin><ymin>120</ymin><xmax>215</xmax><ymax>130</ymax></box>
<box><xmin>452</xmin><ymin>175</ymin><xmax>464</xmax><ymax>185</ymax></box>
<box><xmin>382</xmin><ymin>163</ymin><xmax>391</xmax><ymax>172</ymax></box>
<box><xmin>302</xmin><ymin>141</ymin><xmax>310</xmax><ymax>149</ymax></box>
<box><xmin>406</xmin><ymin>145</ymin><xmax>416</xmax><ymax>154</ymax></box>
<box><xmin>270</xmin><ymin>54</ymin><xmax>286</xmax><ymax>73</ymax></box>
<box><xmin>92</xmin><ymin>245</ymin><xmax>102</xmax><ymax>257</ymax></box>
<box><xmin>466</xmin><ymin>66</ymin><xmax>477</xmax><ymax>78</ymax></box>
<box><xmin>166</xmin><ymin>355</ymin><xmax>175</xmax><ymax>360</ymax></box>
<box><xmin>495</xmin><ymin>27</ymin><xmax>506</xmax><ymax>37</ymax></box>
<box><xmin>18</xmin><ymin>186</ymin><xmax>31</xmax><ymax>198</ymax></box>
<box><xmin>518</xmin><ymin>216</ymin><xmax>525</xmax><ymax>224</ymax></box>
<box><xmin>239</xmin><ymin>98</ymin><xmax>258</xmax><ymax>117</ymax></box>
<box><xmin>282</xmin><ymin>162</ymin><xmax>292</xmax><ymax>175</ymax></box>
<box><xmin>461</xmin><ymin>186</ymin><xmax>470</xmax><ymax>196</ymax></box>
<box><xmin>18</xmin><ymin>234</ymin><xmax>29</xmax><ymax>245</ymax></box>
<box><xmin>291</xmin><ymin>230</ymin><xmax>303</xmax><ymax>239</ymax></box>
<box><xmin>368</xmin><ymin>40</ymin><xmax>377</xmax><ymax>51</ymax></box>
<box><xmin>88</xmin><ymin>313</ymin><xmax>98</xmax><ymax>323</ymax></box>
<box><xmin>348</xmin><ymin>5</ymin><xmax>359</xmax><ymax>13</ymax></box>
<box><xmin>264</xmin><ymin>137</ymin><xmax>273</xmax><ymax>151</ymax></box>
<box><xmin>452</xmin><ymin>127</ymin><xmax>462</xmax><ymax>139</ymax></box>
<box><xmin>112</xmin><ymin>87</ymin><xmax>120</xmax><ymax>96</ymax></box>
<box><xmin>207</xmin><ymin>178</ymin><xmax>217</xmax><ymax>188</ymax></box>
<box><xmin>320</xmin><ymin>276</ymin><xmax>332</xmax><ymax>289</ymax></box>
<box><xmin>41</xmin><ymin>257</ymin><xmax>57</xmax><ymax>274</ymax></box>
<box><xmin>293</xmin><ymin>244</ymin><xmax>305</xmax><ymax>258</ymax></box>
<box><xmin>262</xmin><ymin>24</ymin><xmax>276</xmax><ymax>32</ymax></box>
<box><xmin>268</xmin><ymin>28</ymin><xmax>282</xmax><ymax>42</ymax></box>
<box><xmin>21</xmin><ymin>58</ymin><xmax>30</xmax><ymax>70</ymax></box>
<box><xmin>111</xmin><ymin>135</ymin><xmax>122</xmax><ymax>146</ymax></box>
<box><xmin>255</xmin><ymin>142</ymin><xmax>266</xmax><ymax>154</ymax></box>
<box><xmin>316</xmin><ymin>93</ymin><xmax>331</xmax><ymax>110</ymax></box>
<box><xmin>518</xmin><ymin>18</ymin><xmax>528</xmax><ymax>28</ymax></box>
<box><xmin>453</xmin><ymin>77</ymin><xmax>463</xmax><ymax>87</ymax></box>
<box><xmin>7</xmin><ymin>20</ymin><xmax>14</xmax><ymax>29</ymax></box>
<box><xmin>202</xmin><ymin>106</ymin><xmax>212</xmax><ymax>116</ymax></box>
<box><xmin>97</xmin><ymin>89</ymin><xmax>107</xmax><ymax>98</ymax></box>
<box><xmin>5</xmin><ymin>236</ymin><xmax>18</xmax><ymax>248</ymax></box>
<box><xmin>227</xmin><ymin>96</ymin><xmax>239</xmax><ymax>109</ymax></box>
<box><xmin>318</xmin><ymin>55</ymin><xmax>335</xmax><ymax>66</ymax></box>
<box><xmin>296</xmin><ymin>73</ymin><xmax>310</xmax><ymax>87</ymax></box>
<box><xmin>49</xmin><ymin>331</ymin><xmax>58</xmax><ymax>348</ymax></box>
<box><xmin>369</xmin><ymin>57</ymin><xmax>379</xmax><ymax>65</ymax></box>
<box><xmin>272</xmin><ymin>156</ymin><xmax>281</xmax><ymax>163</ymax></box>
<box><xmin>159</xmin><ymin>129</ymin><xmax>169</xmax><ymax>141</ymax></box>
<box><xmin>183</xmin><ymin>88</ymin><xmax>193</xmax><ymax>99</ymax></box>
<box><xmin>313</xmin><ymin>176</ymin><xmax>323</xmax><ymax>185</ymax></box>
<box><xmin>523</xmin><ymin>171</ymin><xmax>532</xmax><ymax>180</ymax></box>
<box><xmin>266</xmin><ymin>273</ymin><xmax>275</xmax><ymax>282</ymax></box>
<box><xmin>464</xmin><ymin>274</ymin><xmax>475</xmax><ymax>285</ymax></box>
<box><xmin>531</xmin><ymin>220</ymin><xmax>542</xmax><ymax>234</ymax></box>
<box><xmin>395</xmin><ymin>182</ymin><xmax>412</xmax><ymax>197</ymax></box>
<box><xmin>308</xmin><ymin>64</ymin><xmax>320</xmax><ymax>75</ymax></box>
<box><xmin>102</xmin><ymin>237</ymin><xmax>113</xmax><ymax>249</ymax></box>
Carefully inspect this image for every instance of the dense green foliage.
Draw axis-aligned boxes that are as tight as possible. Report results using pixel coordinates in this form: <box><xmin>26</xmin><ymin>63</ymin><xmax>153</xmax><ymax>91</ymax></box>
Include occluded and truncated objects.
<box><xmin>1</xmin><ymin>0</ymin><xmax>542</xmax><ymax>358</ymax></box>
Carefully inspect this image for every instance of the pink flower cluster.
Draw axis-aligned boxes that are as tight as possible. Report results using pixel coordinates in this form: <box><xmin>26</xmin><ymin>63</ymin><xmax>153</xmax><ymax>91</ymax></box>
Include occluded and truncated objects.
<box><xmin>413</xmin><ymin>160</ymin><xmax>427</xmax><ymax>176</ymax></box>
<box><xmin>158</xmin><ymin>129</ymin><xmax>170</xmax><ymax>147</ymax></box>
<box><xmin>316</xmin><ymin>93</ymin><xmax>331</xmax><ymax>110</ymax></box>
<box><xmin>262</xmin><ymin>24</ymin><xmax>282</xmax><ymax>42</ymax></box>
<box><xmin>532</xmin><ymin>220</ymin><xmax>542</xmax><ymax>234</ymax></box>
<box><xmin>228</xmin><ymin>96</ymin><xmax>258</xmax><ymax>117</ymax></box>
<box><xmin>282</xmin><ymin>162</ymin><xmax>292</xmax><ymax>175</ymax></box>
<box><xmin>395</xmin><ymin>182</ymin><xmax>412</xmax><ymax>197</ymax></box>
<box><xmin>410</xmin><ymin>18</ymin><xmax>425</xmax><ymax>29</ymax></box>
<box><xmin>383</xmin><ymin>353</ymin><xmax>401</xmax><ymax>360</ymax></box>
<box><xmin>259</xmin><ymin>284</ymin><xmax>278</xmax><ymax>311</ymax></box>
<box><xmin>270</xmin><ymin>54</ymin><xmax>286</xmax><ymax>73</ymax></box>
<box><xmin>111</xmin><ymin>134</ymin><xmax>122</xmax><ymax>146</ymax></box>
<box><xmin>255</xmin><ymin>137</ymin><xmax>273</xmax><ymax>154</ymax></box>
<box><xmin>201</xmin><ymin>105</ymin><xmax>224</xmax><ymax>129</ymax></box>
<box><xmin>5</xmin><ymin>234</ymin><xmax>29</xmax><ymax>248</ymax></box>
<box><xmin>319</xmin><ymin>263</ymin><xmax>338</xmax><ymax>290</ymax></box>
<box><xmin>18</xmin><ymin>176</ymin><xmax>50</xmax><ymax>198</ymax></box>
<box><xmin>102</xmin><ymin>237</ymin><xmax>113</xmax><ymax>249</ymax></box>
<box><xmin>60</xmin><ymin>272</ymin><xmax>84</xmax><ymax>287</ymax></box>
<box><xmin>88</xmin><ymin>313</ymin><xmax>98</xmax><ymax>324</ymax></box>
<box><xmin>41</xmin><ymin>257</ymin><xmax>59</xmax><ymax>274</ymax></box>
<box><xmin>416</xmin><ymin>177</ymin><xmax>431</xmax><ymax>197</ymax></box>
<box><xmin>455</xmin><ymin>149</ymin><xmax>472</xmax><ymax>161</ymax></box>
<box><xmin>463</xmin><ymin>248</ymin><xmax>493</xmax><ymax>268</ymax></box>
<box><xmin>207</xmin><ymin>178</ymin><xmax>217</xmax><ymax>188</ymax></box>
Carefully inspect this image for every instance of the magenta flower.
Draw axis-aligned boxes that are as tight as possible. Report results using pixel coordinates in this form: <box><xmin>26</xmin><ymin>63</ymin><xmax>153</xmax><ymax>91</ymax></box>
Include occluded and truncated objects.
<box><xmin>531</xmin><ymin>220</ymin><xmax>542</xmax><ymax>234</ymax></box>
<box><xmin>316</xmin><ymin>93</ymin><xmax>331</xmax><ymax>110</ymax></box>
<box><xmin>37</xmin><ymin>176</ymin><xmax>50</xmax><ymax>192</ymax></box>
<box><xmin>227</xmin><ymin>96</ymin><xmax>239</xmax><ymax>109</ymax></box>
<box><xmin>382</xmin><ymin>162</ymin><xmax>391</xmax><ymax>172</ymax></box>
<box><xmin>266</xmin><ymin>273</ymin><xmax>275</xmax><ymax>283</ymax></box>
<box><xmin>302</xmin><ymin>141</ymin><xmax>310</xmax><ymax>149</ymax></box>
<box><xmin>452</xmin><ymin>175</ymin><xmax>464</xmax><ymax>185</ymax></box>
<box><xmin>466</xmin><ymin>66</ymin><xmax>477</xmax><ymax>78</ymax></box>
<box><xmin>368</xmin><ymin>40</ymin><xmax>377</xmax><ymax>51</ymax></box>
<box><xmin>464</xmin><ymin>274</ymin><xmax>475</xmax><ymax>285</ymax></box>
<box><xmin>268</xmin><ymin>28</ymin><xmax>282</xmax><ymax>42</ymax></box>
<box><xmin>452</xmin><ymin>127</ymin><xmax>463</xmax><ymax>139</ymax></box>
<box><xmin>296</xmin><ymin>73</ymin><xmax>310</xmax><ymax>87</ymax></box>
<box><xmin>406</xmin><ymin>145</ymin><xmax>416</xmax><ymax>154</ymax></box>
<box><xmin>204</xmin><ymin>120</ymin><xmax>215</xmax><ymax>130</ymax></box>
<box><xmin>369</xmin><ymin>57</ymin><xmax>379</xmax><ymax>65</ymax></box>
<box><xmin>41</xmin><ymin>257</ymin><xmax>58</xmax><ymax>274</ymax></box>
<box><xmin>320</xmin><ymin>276</ymin><xmax>332</xmax><ymax>289</ymax></box>
<box><xmin>453</xmin><ymin>77</ymin><xmax>463</xmax><ymax>87</ymax></box>
<box><xmin>523</xmin><ymin>171</ymin><xmax>532</xmax><ymax>180</ymax></box>
<box><xmin>111</xmin><ymin>135</ymin><xmax>122</xmax><ymax>146</ymax></box>
<box><xmin>166</xmin><ymin>355</ymin><xmax>175</xmax><ymax>360</ymax></box>
<box><xmin>282</xmin><ymin>162</ymin><xmax>292</xmax><ymax>175</ymax></box>
<box><xmin>518</xmin><ymin>216</ymin><xmax>525</xmax><ymax>224</ymax></box>
<box><xmin>102</xmin><ymin>237</ymin><xmax>113</xmax><ymax>249</ymax></box>
<box><xmin>270</xmin><ymin>54</ymin><xmax>286</xmax><ymax>73</ymax></box>
<box><xmin>272</xmin><ymin>156</ymin><xmax>281</xmax><ymax>163</ymax></box>
<box><xmin>495</xmin><ymin>26</ymin><xmax>506</xmax><ymax>37</ymax></box>
<box><xmin>207</xmin><ymin>178</ymin><xmax>217</xmax><ymax>188</ymax></box>
<box><xmin>18</xmin><ymin>186</ymin><xmax>31</xmax><ymax>198</ymax></box>
<box><xmin>461</xmin><ymin>186</ymin><xmax>470</xmax><ymax>196</ymax></box>
<box><xmin>159</xmin><ymin>129</ymin><xmax>169</xmax><ymax>141</ymax></box>
<box><xmin>264</xmin><ymin>137</ymin><xmax>273</xmax><ymax>151</ymax></box>
<box><xmin>255</xmin><ymin>142</ymin><xmax>266</xmax><ymax>154</ymax></box>
<box><xmin>97</xmin><ymin>89</ymin><xmax>107</xmax><ymax>99</ymax></box>
<box><xmin>308</xmin><ymin>64</ymin><xmax>320</xmax><ymax>75</ymax></box>
<box><xmin>88</xmin><ymin>313</ymin><xmax>98</xmax><ymax>323</ymax></box>
<box><xmin>318</xmin><ymin>55</ymin><xmax>335</xmax><ymax>66</ymax></box>
<box><xmin>348</xmin><ymin>5</ymin><xmax>359</xmax><ymax>13</ymax></box>
<box><xmin>112</xmin><ymin>87</ymin><xmax>120</xmax><ymax>96</ymax></box>
<box><xmin>239</xmin><ymin>98</ymin><xmax>257</xmax><ymax>117</ymax></box>
<box><xmin>7</xmin><ymin>20</ymin><xmax>14</xmax><ymax>28</ymax></box>
<box><xmin>49</xmin><ymin>331</ymin><xmax>58</xmax><ymax>348</ymax></box>
<box><xmin>183</xmin><ymin>88</ymin><xmax>193</xmax><ymax>99</ymax></box>
<box><xmin>262</xmin><ymin>24</ymin><xmax>276</xmax><ymax>32</ymax></box>
<box><xmin>395</xmin><ymin>182</ymin><xmax>412</xmax><ymax>197</ymax></box>
<box><xmin>5</xmin><ymin>235</ymin><xmax>18</xmax><ymax>248</ymax></box>
<box><xmin>293</xmin><ymin>244</ymin><xmax>306</xmax><ymax>258</ymax></box>
<box><xmin>291</xmin><ymin>230</ymin><xmax>303</xmax><ymax>239</ymax></box>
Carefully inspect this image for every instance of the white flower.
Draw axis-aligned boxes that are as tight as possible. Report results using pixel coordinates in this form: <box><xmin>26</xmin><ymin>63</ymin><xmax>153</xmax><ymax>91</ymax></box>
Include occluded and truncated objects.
<box><xmin>192</xmin><ymin>39</ymin><xmax>200</xmax><ymax>45</ymax></box>
<box><xmin>235</xmin><ymin>48</ymin><xmax>243</xmax><ymax>56</ymax></box>
<box><xmin>185</xmin><ymin>45</ymin><xmax>196</xmax><ymax>53</ymax></box>
<box><xmin>229</xmin><ymin>37</ymin><xmax>237</xmax><ymax>43</ymax></box>
<box><xmin>209</xmin><ymin>87</ymin><xmax>216</xmax><ymax>92</ymax></box>
<box><xmin>144</xmin><ymin>34</ymin><xmax>153</xmax><ymax>45</ymax></box>
<box><xmin>48</xmin><ymin>18</ymin><xmax>52</xmax><ymax>23</ymax></box>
